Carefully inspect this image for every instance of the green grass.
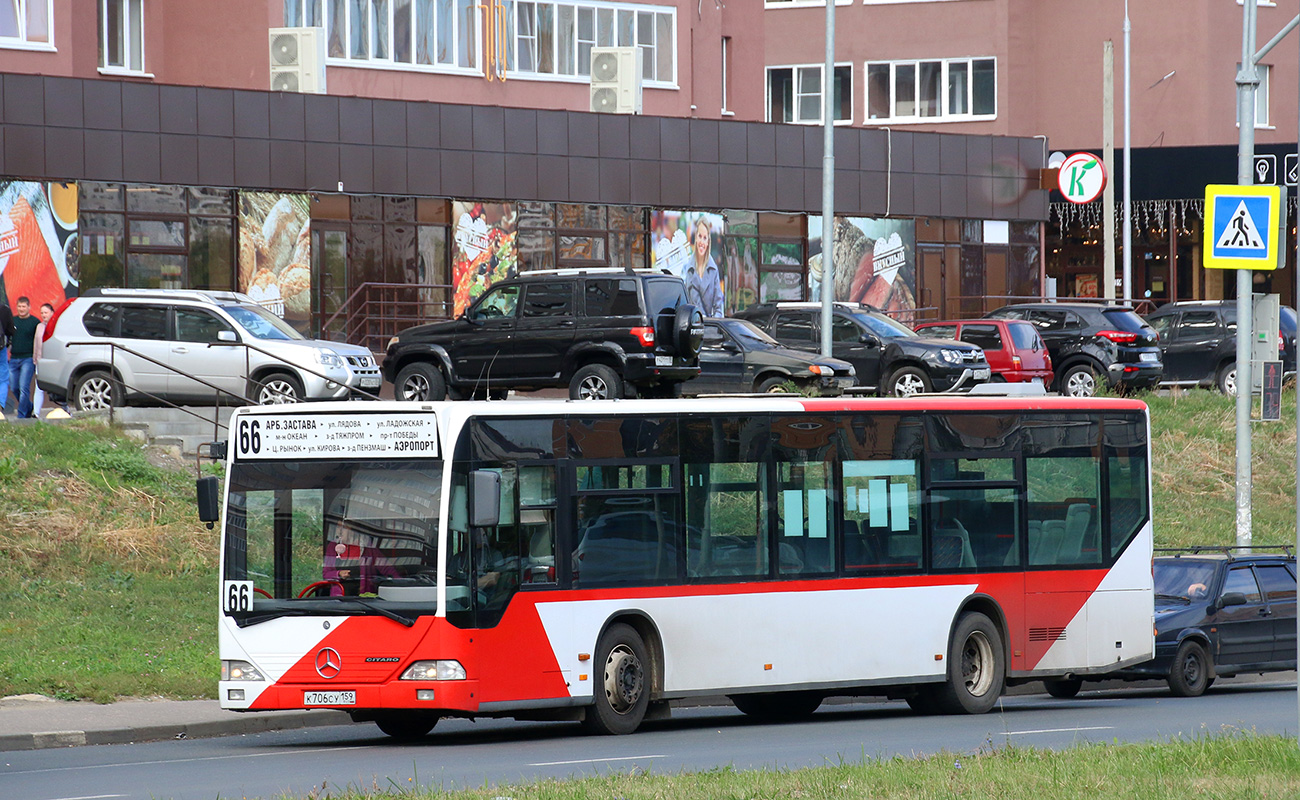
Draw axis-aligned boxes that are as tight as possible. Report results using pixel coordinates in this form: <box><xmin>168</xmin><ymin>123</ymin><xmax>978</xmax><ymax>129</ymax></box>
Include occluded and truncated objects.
<box><xmin>291</xmin><ymin>734</ymin><xmax>1300</xmax><ymax>799</ymax></box>
<box><xmin>0</xmin><ymin>390</ymin><xmax>1297</xmax><ymax>701</ymax></box>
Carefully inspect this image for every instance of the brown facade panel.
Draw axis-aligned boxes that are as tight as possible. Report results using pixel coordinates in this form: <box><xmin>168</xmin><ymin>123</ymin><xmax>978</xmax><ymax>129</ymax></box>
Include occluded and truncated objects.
<box><xmin>833</xmin><ymin>169</ymin><xmax>858</xmax><ymax>215</ymax></box>
<box><xmin>568</xmin><ymin>156</ymin><xmax>600</xmax><ymax>201</ymax></box>
<box><xmin>232</xmin><ymin>138</ymin><xmax>270</xmax><ymax>188</ymax></box>
<box><xmin>991</xmin><ymin>135</ymin><xmax>1020</xmax><ymax>167</ymax></box>
<box><xmin>860</xmin><ymin>171</ymin><xmax>888</xmax><ymax>215</ymax></box>
<box><xmin>660</xmin><ymin>160</ymin><xmax>689</xmax><ymax>205</ymax></box>
<box><xmin>504</xmin><ymin>153</ymin><xmax>538</xmax><ymax>199</ymax></box>
<box><xmin>3</xmin><ymin>124</ymin><xmax>43</xmax><ymax>176</ymax></box>
<box><xmin>503</xmin><ymin>108</ymin><xmax>537</xmax><ymax>153</ymax></box>
<box><xmin>160</xmin><ymin>85</ymin><xmax>199</xmax><ymax>135</ymax></box>
<box><xmin>719</xmin><ymin>120</ymin><xmax>747</xmax><ymax>165</ymax></box>
<box><xmin>939</xmin><ymin>174</ymin><xmax>966</xmax><ymax>219</ymax></box>
<box><xmin>83</xmin><ymin>129</ymin><xmax>123</xmax><ymax>180</ymax></box>
<box><xmin>122</xmin><ymin>83</ymin><xmax>160</xmax><ymax>133</ymax></box>
<box><xmin>373</xmin><ymin>99</ymin><xmax>407</xmax><ymax>148</ymax></box>
<box><xmin>268</xmin><ymin>92</ymin><xmax>305</xmax><ymax>141</ymax></box>
<box><xmin>197</xmin><ymin>136</ymin><xmax>235</xmax><ymax>186</ymax></box>
<box><xmin>439</xmin><ymin>148</ymin><xmax>473</xmax><ymax>196</ymax></box>
<box><xmin>439</xmin><ymin>104</ymin><xmax>472</xmax><ymax>151</ymax></box>
<box><xmin>913</xmin><ymin>133</ymin><xmax>941</xmax><ymax>174</ymax></box>
<box><xmin>472</xmin><ymin>151</ymin><xmax>506</xmax><ymax>199</ymax></box>
<box><xmin>747</xmin><ymin>123</ymin><xmax>776</xmax><ymax>166</ymax></box>
<box><xmin>161</xmin><ymin>133</ymin><xmax>199</xmax><ymax>185</ymax></box>
<box><xmin>373</xmin><ymin>145</ymin><xmax>408</xmax><ymax>194</ymax></box>
<box><xmin>83</xmin><ymin>81</ymin><xmax>123</xmax><ymax>131</ymax></box>
<box><xmin>44</xmin><ymin>77</ymin><xmax>83</xmax><ymax>129</ymax></box>
<box><xmin>597</xmin><ymin>114</ymin><xmax>630</xmax><ymax>160</ymax></box>
<box><xmin>4</xmin><ymin>74</ymin><xmax>42</xmax><ymax>126</ymax></box>
<box><xmin>407</xmin><ymin>102</ymin><xmax>440</xmax><ymax>149</ymax></box>
<box><xmin>689</xmin><ymin>119</ymin><xmax>720</xmax><ymax>164</ymax></box>
<box><xmin>689</xmin><ymin>161</ymin><xmax>720</xmax><ymax>208</ymax></box>
<box><xmin>859</xmin><ymin>129</ymin><xmax>888</xmax><ymax>172</ymax></box>
<box><xmin>660</xmin><ymin>117</ymin><xmax>689</xmax><ymax>162</ymax></box>
<box><xmin>966</xmin><ymin>135</ymin><xmax>992</xmax><ymax>178</ymax></box>
<box><xmin>568</xmin><ymin>113</ymin><xmax>599</xmax><ymax>159</ymax></box>
<box><xmin>914</xmin><ymin>174</ymin><xmax>942</xmax><ymax>217</ymax></box>
<box><xmin>802</xmin><ymin>168</ymin><xmax>821</xmax><ymax>211</ymax></box>
<box><xmin>888</xmin><ymin>132</ymin><xmax>914</xmax><ymax>173</ymax></box>
<box><xmin>233</xmin><ymin>90</ymin><xmax>271</xmax><ymax>140</ymax></box>
<box><xmin>536</xmin><ymin>109</ymin><xmax>568</xmax><ymax>156</ymax></box>
<box><xmin>966</xmin><ymin>176</ymin><xmax>994</xmax><ymax>220</ymax></box>
<box><xmin>303</xmin><ymin>94</ymin><xmax>340</xmax><ymax>143</ymax></box>
<box><xmin>940</xmin><ymin>134</ymin><xmax>966</xmax><ymax>176</ymax></box>
<box><xmin>833</xmin><ymin>128</ymin><xmax>859</xmax><ymax>171</ymax></box>
<box><xmin>338</xmin><ymin>143</ymin><xmax>374</xmax><ymax>193</ymax></box>
<box><xmin>629</xmin><ymin>116</ymin><xmax>660</xmax><ymax>161</ymax></box>
<box><xmin>775</xmin><ymin>165</ymin><xmax>803</xmax><ymax>211</ymax></box>
<box><xmin>196</xmin><ymin>87</ymin><xmax>234</xmax><ymax>137</ymax></box>
<box><xmin>718</xmin><ymin>163</ymin><xmax>747</xmax><ymax>205</ymax></box>
<box><xmin>269</xmin><ymin>139</ymin><xmax>306</xmax><ymax>191</ymax></box>
<box><xmin>746</xmin><ymin>164</ymin><xmax>776</xmax><ymax>209</ymax></box>
<box><xmin>46</xmin><ymin>127</ymin><xmax>84</xmax><ymax>179</ymax></box>
<box><xmin>597</xmin><ymin>158</ymin><xmax>630</xmax><ymax>204</ymax></box>
<box><xmin>774</xmin><ymin>126</ymin><xmax>802</xmax><ymax>168</ymax></box>
<box><xmin>888</xmin><ymin>170</ymin><xmax>915</xmax><ymax>213</ymax></box>
<box><xmin>471</xmin><ymin>106</ymin><xmax>506</xmax><ymax>153</ymax></box>
<box><xmin>802</xmin><ymin>127</ymin><xmax>821</xmax><ymax>169</ymax></box>
<box><xmin>629</xmin><ymin>159</ymin><xmax>659</xmax><ymax>205</ymax></box>
<box><xmin>338</xmin><ymin>97</ymin><xmax>373</xmax><ymax>146</ymax></box>
<box><xmin>122</xmin><ymin>131</ymin><xmax>161</xmax><ymax>183</ymax></box>
<box><xmin>303</xmin><ymin>141</ymin><xmax>340</xmax><ymax>190</ymax></box>
<box><xmin>536</xmin><ymin>154</ymin><xmax>569</xmax><ymax>201</ymax></box>
<box><xmin>407</xmin><ymin>148</ymin><xmax>440</xmax><ymax>196</ymax></box>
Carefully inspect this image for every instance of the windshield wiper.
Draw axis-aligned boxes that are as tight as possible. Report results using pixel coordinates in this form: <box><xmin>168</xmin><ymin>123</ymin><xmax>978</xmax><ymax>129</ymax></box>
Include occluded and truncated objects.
<box><xmin>230</xmin><ymin>599</ymin><xmax>418</xmax><ymax>628</ymax></box>
<box><xmin>341</xmin><ymin>597</ymin><xmax>417</xmax><ymax>627</ymax></box>
<box><xmin>1155</xmin><ymin>593</ymin><xmax>1190</xmax><ymax>602</ymax></box>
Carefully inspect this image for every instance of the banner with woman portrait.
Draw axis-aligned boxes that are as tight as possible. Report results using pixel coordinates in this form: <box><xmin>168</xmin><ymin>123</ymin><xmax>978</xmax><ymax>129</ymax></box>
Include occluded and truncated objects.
<box><xmin>808</xmin><ymin>216</ymin><xmax>917</xmax><ymax>316</ymax></box>
<box><xmin>452</xmin><ymin>201</ymin><xmax>519</xmax><ymax>317</ymax></box>
<box><xmin>650</xmin><ymin>210</ymin><xmax>725</xmax><ymax>318</ymax></box>
<box><xmin>0</xmin><ymin>181</ymin><xmax>78</xmax><ymax>312</ymax></box>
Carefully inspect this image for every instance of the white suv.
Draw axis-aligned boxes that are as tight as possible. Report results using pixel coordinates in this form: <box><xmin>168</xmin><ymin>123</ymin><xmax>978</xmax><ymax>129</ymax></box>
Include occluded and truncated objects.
<box><xmin>39</xmin><ymin>289</ymin><xmax>380</xmax><ymax>410</ymax></box>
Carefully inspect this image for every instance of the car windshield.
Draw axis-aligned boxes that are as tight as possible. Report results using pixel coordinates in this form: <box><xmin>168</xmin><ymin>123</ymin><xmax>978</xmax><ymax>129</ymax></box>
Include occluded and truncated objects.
<box><xmin>725</xmin><ymin>320</ymin><xmax>780</xmax><ymax>346</ymax></box>
<box><xmin>1282</xmin><ymin>306</ymin><xmax>1296</xmax><ymax>336</ymax></box>
<box><xmin>224</xmin><ymin>304</ymin><xmax>307</xmax><ymax>341</ymax></box>
<box><xmin>1101</xmin><ymin>309</ymin><xmax>1153</xmax><ymax>333</ymax></box>
<box><xmin>850</xmin><ymin>311</ymin><xmax>916</xmax><ymax>340</ymax></box>
<box><xmin>1153</xmin><ymin>559</ymin><xmax>1219</xmax><ymax>600</ymax></box>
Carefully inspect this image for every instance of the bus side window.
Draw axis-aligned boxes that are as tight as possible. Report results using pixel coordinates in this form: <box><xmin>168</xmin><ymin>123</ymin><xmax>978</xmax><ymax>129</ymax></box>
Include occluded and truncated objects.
<box><xmin>842</xmin><ymin>460</ymin><xmax>920</xmax><ymax>572</ymax></box>
<box><xmin>519</xmin><ymin>466</ymin><xmax>557</xmax><ymax>584</ymax></box>
<box><xmin>1025</xmin><ymin>456</ymin><xmax>1100</xmax><ymax>566</ymax></box>
<box><xmin>685</xmin><ymin>461</ymin><xmax>767</xmax><ymax>579</ymax></box>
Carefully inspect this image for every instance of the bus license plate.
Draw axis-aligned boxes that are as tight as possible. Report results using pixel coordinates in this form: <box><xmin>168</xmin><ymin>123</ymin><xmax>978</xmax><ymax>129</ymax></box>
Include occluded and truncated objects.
<box><xmin>304</xmin><ymin>691</ymin><xmax>355</xmax><ymax>706</ymax></box>
<box><xmin>973</xmin><ymin>368</ymin><xmax>991</xmax><ymax>380</ymax></box>
<box><xmin>1139</xmin><ymin>352</ymin><xmax>1159</xmax><ymax>362</ymax></box>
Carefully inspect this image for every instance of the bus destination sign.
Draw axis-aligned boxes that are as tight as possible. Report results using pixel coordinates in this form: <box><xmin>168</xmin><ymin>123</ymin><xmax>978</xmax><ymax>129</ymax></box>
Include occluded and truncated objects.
<box><xmin>232</xmin><ymin>412</ymin><xmax>440</xmax><ymax>460</ymax></box>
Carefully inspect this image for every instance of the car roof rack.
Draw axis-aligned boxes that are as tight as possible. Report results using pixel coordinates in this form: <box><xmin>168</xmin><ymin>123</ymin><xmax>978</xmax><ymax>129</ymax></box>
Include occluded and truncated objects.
<box><xmin>966</xmin><ymin>382</ymin><xmax>1049</xmax><ymax>397</ymax></box>
<box><xmin>1155</xmin><ymin>545</ymin><xmax>1295</xmax><ymax>559</ymax></box>
<box><xmin>519</xmin><ymin>267</ymin><xmax>673</xmax><ymax>277</ymax></box>
<box><xmin>81</xmin><ymin>288</ymin><xmax>256</xmax><ymax>304</ymax></box>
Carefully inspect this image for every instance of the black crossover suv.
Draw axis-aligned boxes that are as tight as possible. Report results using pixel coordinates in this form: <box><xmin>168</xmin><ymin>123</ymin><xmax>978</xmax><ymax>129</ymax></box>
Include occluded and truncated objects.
<box><xmin>733</xmin><ymin>302</ymin><xmax>989</xmax><ymax>396</ymax></box>
<box><xmin>1142</xmin><ymin>300</ymin><xmax>1297</xmax><ymax>395</ymax></box>
<box><xmin>383</xmin><ymin>269</ymin><xmax>703</xmax><ymax>401</ymax></box>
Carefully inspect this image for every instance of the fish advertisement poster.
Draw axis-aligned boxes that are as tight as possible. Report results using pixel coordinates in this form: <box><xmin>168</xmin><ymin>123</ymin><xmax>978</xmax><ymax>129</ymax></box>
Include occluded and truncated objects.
<box><xmin>808</xmin><ymin>216</ymin><xmax>917</xmax><ymax>317</ymax></box>
<box><xmin>0</xmin><ymin>181</ymin><xmax>79</xmax><ymax>312</ymax></box>
<box><xmin>237</xmin><ymin>192</ymin><xmax>312</xmax><ymax>333</ymax></box>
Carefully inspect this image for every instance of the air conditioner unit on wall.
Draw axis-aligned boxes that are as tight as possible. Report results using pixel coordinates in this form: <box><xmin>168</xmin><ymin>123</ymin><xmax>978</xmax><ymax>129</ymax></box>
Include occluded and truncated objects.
<box><xmin>269</xmin><ymin>27</ymin><xmax>327</xmax><ymax>94</ymax></box>
<box><xmin>590</xmin><ymin>47</ymin><xmax>642</xmax><ymax>114</ymax></box>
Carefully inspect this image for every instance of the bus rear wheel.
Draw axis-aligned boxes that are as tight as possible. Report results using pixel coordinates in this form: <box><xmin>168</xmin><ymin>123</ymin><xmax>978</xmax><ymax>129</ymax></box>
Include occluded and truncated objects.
<box><xmin>374</xmin><ymin>712</ymin><xmax>438</xmax><ymax>739</ymax></box>
<box><xmin>583</xmin><ymin>623</ymin><xmax>651</xmax><ymax>735</ymax></box>
<box><xmin>730</xmin><ymin>691</ymin><xmax>822</xmax><ymax>720</ymax></box>
<box><xmin>932</xmin><ymin>611</ymin><xmax>1005</xmax><ymax>714</ymax></box>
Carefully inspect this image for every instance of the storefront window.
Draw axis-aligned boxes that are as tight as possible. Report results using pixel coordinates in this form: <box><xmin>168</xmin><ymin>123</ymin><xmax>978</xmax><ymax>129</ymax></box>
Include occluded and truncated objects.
<box><xmin>190</xmin><ymin>217</ymin><xmax>234</xmax><ymax>291</ymax></box>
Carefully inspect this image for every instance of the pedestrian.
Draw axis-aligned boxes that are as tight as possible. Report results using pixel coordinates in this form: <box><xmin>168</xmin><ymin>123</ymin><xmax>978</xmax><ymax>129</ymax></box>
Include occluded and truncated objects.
<box><xmin>8</xmin><ymin>296</ymin><xmax>38</xmax><ymax>419</ymax></box>
<box><xmin>32</xmin><ymin>302</ymin><xmax>55</xmax><ymax>418</ymax></box>
<box><xmin>0</xmin><ymin>300</ymin><xmax>12</xmax><ymax>417</ymax></box>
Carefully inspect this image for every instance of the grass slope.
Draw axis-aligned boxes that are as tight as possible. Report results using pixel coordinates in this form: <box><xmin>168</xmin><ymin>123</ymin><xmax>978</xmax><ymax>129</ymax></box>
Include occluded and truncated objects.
<box><xmin>0</xmin><ymin>390</ymin><xmax>1295</xmax><ymax>701</ymax></box>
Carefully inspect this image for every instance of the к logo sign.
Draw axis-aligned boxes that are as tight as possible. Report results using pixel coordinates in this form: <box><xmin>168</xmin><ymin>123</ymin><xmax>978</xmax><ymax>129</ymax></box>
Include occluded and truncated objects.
<box><xmin>1057</xmin><ymin>152</ymin><xmax>1106</xmax><ymax>204</ymax></box>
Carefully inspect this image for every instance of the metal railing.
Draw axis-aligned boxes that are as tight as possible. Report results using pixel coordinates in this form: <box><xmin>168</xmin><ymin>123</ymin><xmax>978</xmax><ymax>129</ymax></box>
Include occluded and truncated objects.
<box><xmin>318</xmin><ymin>282</ymin><xmax>454</xmax><ymax>354</ymax></box>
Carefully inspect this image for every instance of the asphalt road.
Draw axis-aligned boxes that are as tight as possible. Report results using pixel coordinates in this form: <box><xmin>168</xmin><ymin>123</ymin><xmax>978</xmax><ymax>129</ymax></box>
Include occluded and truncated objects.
<box><xmin>3</xmin><ymin>681</ymin><xmax>1298</xmax><ymax>800</ymax></box>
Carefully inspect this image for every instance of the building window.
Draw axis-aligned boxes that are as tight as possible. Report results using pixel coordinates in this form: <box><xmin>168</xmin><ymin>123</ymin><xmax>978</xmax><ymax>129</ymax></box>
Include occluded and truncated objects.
<box><xmin>99</xmin><ymin>0</ymin><xmax>144</xmax><ymax>73</ymax></box>
<box><xmin>309</xmin><ymin>0</ymin><xmax>476</xmax><ymax>68</ymax></box>
<box><xmin>866</xmin><ymin>57</ymin><xmax>996</xmax><ymax>122</ymax></box>
<box><xmin>721</xmin><ymin>36</ymin><xmax>730</xmax><ymax>113</ymax></box>
<box><xmin>767</xmin><ymin>64</ymin><xmax>852</xmax><ymax>125</ymax></box>
<box><xmin>511</xmin><ymin>2</ymin><xmax>675</xmax><ymax>84</ymax></box>
<box><xmin>1236</xmin><ymin>62</ymin><xmax>1270</xmax><ymax>128</ymax></box>
<box><xmin>284</xmin><ymin>0</ymin><xmax>325</xmax><ymax>26</ymax></box>
<box><xmin>0</xmin><ymin>0</ymin><xmax>51</xmax><ymax>46</ymax></box>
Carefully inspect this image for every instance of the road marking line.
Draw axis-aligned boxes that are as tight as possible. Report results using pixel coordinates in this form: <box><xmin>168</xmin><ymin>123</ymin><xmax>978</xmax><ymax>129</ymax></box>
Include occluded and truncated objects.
<box><xmin>530</xmin><ymin>755</ymin><xmax>667</xmax><ymax>766</ymax></box>
<box><xmin>1004</xmin><ymin>726</ymin><xmax>1114</xmax><ymax>736</ymax></box>
<box><xmin>46</xmin><ymin>795</ymin><xmax>126</xmax><ymax>800</ymax></box>
<box><xmin>6</xmin><ymin>746</ymin><xmax>374</xmax><ymax>776</ymax></box>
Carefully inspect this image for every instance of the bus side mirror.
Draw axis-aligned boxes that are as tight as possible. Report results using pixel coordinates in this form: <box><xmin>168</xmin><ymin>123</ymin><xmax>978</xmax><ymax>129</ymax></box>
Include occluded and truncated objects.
<box><xmin>470</xmin><ymin>470</ymin><xmax>501</xmax><ymax>528</ymax></box>
<box><xmin>196</xmin><ymin>475</ymin><xmax>221</xmax><ymax>529</ymax></box>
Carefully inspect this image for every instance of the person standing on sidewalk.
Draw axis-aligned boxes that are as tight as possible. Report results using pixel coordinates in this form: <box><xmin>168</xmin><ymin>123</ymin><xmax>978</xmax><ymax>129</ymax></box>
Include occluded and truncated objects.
<box><xmin>0</xmin><ymin>301</ymin><xmax>12</xmax><ymax>415</ymax></box>
<box><xmin>32</xmin><ymin>302</ymin><xmax>55</xmax><ymax>418</ymax></box>
<box><xmin>8</xmin><ymin>297</ymin><xmax>38</xmax><ymax>418</ymax></box>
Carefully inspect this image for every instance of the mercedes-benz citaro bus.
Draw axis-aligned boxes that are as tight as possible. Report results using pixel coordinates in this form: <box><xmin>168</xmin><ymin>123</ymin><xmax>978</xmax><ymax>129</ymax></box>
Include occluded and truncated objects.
<box><xmin>197</xmin><ymin>394</ymin><xmax>1154</xmax><ymax>739</ymax></box>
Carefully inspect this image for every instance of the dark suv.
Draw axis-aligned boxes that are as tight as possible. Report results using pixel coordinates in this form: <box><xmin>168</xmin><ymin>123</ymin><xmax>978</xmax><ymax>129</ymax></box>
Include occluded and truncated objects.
<box><xmin>733</xmin><ymin>302</ymin><xmax>990</xmax><ymax>396</ymax></box>
<box><xmin>384</xmin><ymin>269</ymin><xmax>703</xmax><ymax>401</ymax></box>
<box><xmin>985</xmin><ymin>303</ymin><xmax>1162</xmax><ymax>397</ymax></box>
<box><xmin>1142</xmin><ymin>300</ymin><xmax>1297</xmax><ymax>395</ymax></box>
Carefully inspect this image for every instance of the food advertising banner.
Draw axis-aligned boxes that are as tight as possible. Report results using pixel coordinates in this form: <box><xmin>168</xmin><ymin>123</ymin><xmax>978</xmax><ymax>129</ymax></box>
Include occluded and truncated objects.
<box><xmin>651</xmin><ymin>210</ymin><xmax>726</xmax><ymax>317</ymax></box>
<box><xmin>452</xmin><ymin>202</ymin><xmax>518</xmax><ymax>317</ymax></box>
<box><xmin>0</xmin><ymin>181</ymin><xmax>78</xmax><ymax>312</ymax></box>
<box><xmin>808</xmin><ymin>216</ymin><xmax>917</xmax><ymax>316</ymax></box>
<box><xmin>238</xmin><ymin>192</ymin><xmax>312</xmax><ymax>332</ymax></box>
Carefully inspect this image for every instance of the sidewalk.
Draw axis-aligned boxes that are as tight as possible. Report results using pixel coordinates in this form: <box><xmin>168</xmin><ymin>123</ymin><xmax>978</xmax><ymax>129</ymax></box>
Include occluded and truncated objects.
<box><xmin>0</xmin><ymin>694</ymin><xmax>355</xmax><ymax>752</ymax></box>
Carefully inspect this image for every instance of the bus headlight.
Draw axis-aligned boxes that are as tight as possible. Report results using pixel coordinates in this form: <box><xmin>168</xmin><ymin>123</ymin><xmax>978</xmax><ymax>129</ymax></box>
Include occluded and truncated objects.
<box><xmin>221</xmin><ymin>660</ymin><xmax>265</xmax><ymax>681</ymax></box>
<box><xmin>400</xmin><ymin>660</ymin><xmax>466</xmax><ymax>681</ymax></box>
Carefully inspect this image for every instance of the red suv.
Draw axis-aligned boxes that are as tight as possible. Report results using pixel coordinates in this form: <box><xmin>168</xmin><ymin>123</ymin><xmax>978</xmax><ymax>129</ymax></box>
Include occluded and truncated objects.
<box><xmin>914</xmin><ymin>319</ymin><xmax>1053</xmax><ymax>386</ymax></box>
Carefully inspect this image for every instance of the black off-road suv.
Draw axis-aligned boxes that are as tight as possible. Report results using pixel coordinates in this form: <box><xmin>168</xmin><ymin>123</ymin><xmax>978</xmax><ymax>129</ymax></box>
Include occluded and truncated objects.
<box><xmin>384</xmin><ymin>269</ymin><xmax>703</xmax><ymax>401</ymax></box>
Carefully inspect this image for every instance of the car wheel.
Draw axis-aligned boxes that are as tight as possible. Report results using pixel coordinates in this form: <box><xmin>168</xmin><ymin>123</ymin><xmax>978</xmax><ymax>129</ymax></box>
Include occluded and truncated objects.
<box><xmin>755</xmin><ymin>376</ymin><xmax>790</xmax><ymax>393</ymax></box>
<box><xmin>729</xmin><ymin>691</ymin><xmax>822</xmax><ymax>720</ymax></box>
<box><xmin>1168</xmin><ymin>639</ymin><xmax>1212</xmax><ymax>697</ymax></box>
<box><xmin>1044</xmin><ymin>678</ymin><xmax>1083</xmax><ymax>699</ymax></box>
<box><xmin>72</xmin><ymin>369</ymin><xmax>120</xmax><ymax>411</ymax></box>
<box><xmin>569</xmin><ymin>364</ymin><xmax>623</xmax><ymax>401</ymax></box>
<box><xmin>887</xmin><ymin>366</ymin><xmax>931</xmax><ymax>397</ymax></box>
<box><xmin>930</xmin><ymin>612</ymin><xmax>1005</xmax><ymax>714</ymax></box>
<box><xmin>1217</xmin><ymin>363</ymin><xmax>1237</xmax><ymax>396</ymax></box>
<box><xmin>255</xmin><ymin>372</ymin><xmax>303</xmax><ymax>405</ymax></box>
<box><xmin>1060</xmin><ymin>364</ymin><xmax>1099</xmax><ymax>398</ymax></box>
<box><xmin>394</xmin><ymin>362</ymin><xmax>447</xmax><ymax>402</ymax></box>
<box><xmin>582</xmin><ymin>623</ymin><xmax>651</xmax><ymax>735</ymax></box>
<box><xmin>374</xmin><ymin>712</ymin><xmax>438</xmax><ymax>739</ymax></box>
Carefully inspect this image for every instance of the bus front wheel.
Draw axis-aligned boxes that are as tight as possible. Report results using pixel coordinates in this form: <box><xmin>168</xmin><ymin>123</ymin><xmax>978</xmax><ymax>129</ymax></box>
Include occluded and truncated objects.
<box><xmin>934</xmin><ymin>611</ymin><xmax>1005</xmax><ymax>714</ymax></box>
<box><xmin>584</xmin><ymin>623</ymin><xmax>651</xmax><ymax>735</ymax></box>
<box><xmin>374</xmin><ymin>712</ymin><xmax>438</xmax><ymax>739</ymax></box>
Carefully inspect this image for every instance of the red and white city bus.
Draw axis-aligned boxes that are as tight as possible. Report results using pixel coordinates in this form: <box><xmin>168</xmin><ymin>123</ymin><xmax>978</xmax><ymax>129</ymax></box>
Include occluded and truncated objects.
<box><xmin>200</xmin><ymin>394</ymin><xmax>1154</xmax><ymax>738</ymax></box>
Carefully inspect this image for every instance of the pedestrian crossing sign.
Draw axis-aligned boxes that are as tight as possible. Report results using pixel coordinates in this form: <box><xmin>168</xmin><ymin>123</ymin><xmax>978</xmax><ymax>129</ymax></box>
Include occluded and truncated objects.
<box><xmin>1204</xmin><ymin>184</ymin><xmax>1281</xmax><ymax>270</ymax></box>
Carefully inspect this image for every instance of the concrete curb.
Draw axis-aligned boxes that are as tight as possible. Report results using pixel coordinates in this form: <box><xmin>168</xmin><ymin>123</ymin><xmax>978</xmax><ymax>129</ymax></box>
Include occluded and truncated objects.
<box><xmin>0</xmin><ymin>709</ymin><xmax>354</xmax><ymax>752</ymax></box>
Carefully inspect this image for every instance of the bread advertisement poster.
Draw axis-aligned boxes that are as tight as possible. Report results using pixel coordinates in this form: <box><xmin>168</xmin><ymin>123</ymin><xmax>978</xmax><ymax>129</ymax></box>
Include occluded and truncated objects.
<box><xmin>0</xmin><ymin>181</ymin><xmax>78</xmax><ymax>312</ymax></box>
<box><xmin>237</xmin><ymin>191</ymin><xmax>312</xmax><ymax>333</ymax></box>
<box><xmin>808</xmin><ymin>216</ymin><xmax>917</xmax><ymax>317</ymax></box>
<box><xmin>451</xmin><ymin>201</ymin><xmax>518</xmax><ymax>317</ymax></box>
<box><xmin>651</xmin><ymin>210</ymin><xmax>726</xmax><ymax>318</ymax></box>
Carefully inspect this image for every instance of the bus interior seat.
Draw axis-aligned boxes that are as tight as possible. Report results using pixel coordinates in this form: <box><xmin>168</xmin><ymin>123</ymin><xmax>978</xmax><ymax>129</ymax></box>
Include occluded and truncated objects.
<box><xmin>778</xmin><ymin>542</ymin><xmax>805</xmax><ymax>573</ymax></box>
<box><xmin>932</xmin><ymin>519</ymin><xmax>976</xmax><ymax>569</ymax></box>
<box><xmin>1058</xmin><ymin>503</ymin><xmax>1095</xmax><ymax>563</ymax></box>
<box><xmin>801</xmin><ymin>536</ymin><xmax>833</xmax><ymax>572</ymax></box>
<box><xmin>1031</xmin><ymin>519</ymin><xmax>1065</xmax><ymax>565</ymax></box>
<box><xmin>843</xmin><ymin>520</ymin><xmax>882</xmax><ymax>568</ymax></box>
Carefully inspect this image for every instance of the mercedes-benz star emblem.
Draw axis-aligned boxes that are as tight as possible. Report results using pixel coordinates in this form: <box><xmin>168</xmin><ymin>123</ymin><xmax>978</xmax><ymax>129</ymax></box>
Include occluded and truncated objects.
<box><xmin>315</xmin><ymin>647</ymin><xmax>341</xmax><ymax>679</ymax></box>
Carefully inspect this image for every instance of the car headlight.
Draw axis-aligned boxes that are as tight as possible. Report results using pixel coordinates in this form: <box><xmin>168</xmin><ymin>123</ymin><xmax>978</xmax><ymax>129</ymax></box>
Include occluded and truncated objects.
<box><xmin>400</xmin><ymin>660</ymin><xmax>467</xmax><ymax>681</ymax></box>
<box><xmin>387</xmin><ymin>336</ymin><xmax>399</xmax><ymax>351</ymax></box>
<box><xmin>314</xmin><ymin>349</ymin><xmax>344</xmax><ymax>368</ymax></box>
<box><xmin>939</xmin><ymin>349</ymin><xmax>963</xmax><ymax>364</ymax></box>
<box><xmin>808</xmin><ymin>364</ymin><xmax>834</xmax><ymax>376</ymax></box>
<box><xmin>221</xmin><ymin>660</ymin><xmax>265</xmax><ymax>682</ymax></box>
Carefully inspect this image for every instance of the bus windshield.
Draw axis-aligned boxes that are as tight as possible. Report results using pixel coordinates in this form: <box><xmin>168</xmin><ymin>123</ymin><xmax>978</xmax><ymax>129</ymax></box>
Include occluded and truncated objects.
<box><xmin>224</xmin><ymin>459</ymin><xmax>444</xmax><ymax>606</ymax></box>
